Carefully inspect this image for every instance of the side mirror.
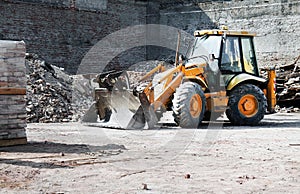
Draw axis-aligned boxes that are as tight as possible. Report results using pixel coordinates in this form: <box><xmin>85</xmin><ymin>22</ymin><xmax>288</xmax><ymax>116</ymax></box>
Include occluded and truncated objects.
<box><xmin>222</xmin><ymin>32</ymin><xmax>227</xmax><ymax>43</ymax></box>
<box><xmin>179</xmin><ymin>54</ymin><xmax>186</xmax><ymax>63</ymax></box>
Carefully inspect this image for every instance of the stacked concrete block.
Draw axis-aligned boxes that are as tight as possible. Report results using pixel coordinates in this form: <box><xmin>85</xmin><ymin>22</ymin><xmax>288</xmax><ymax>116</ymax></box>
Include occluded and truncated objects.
<box><xmin>0</xmin><ymin>40</ymin><xmax>27</xmax><ymax>146</ymax></box>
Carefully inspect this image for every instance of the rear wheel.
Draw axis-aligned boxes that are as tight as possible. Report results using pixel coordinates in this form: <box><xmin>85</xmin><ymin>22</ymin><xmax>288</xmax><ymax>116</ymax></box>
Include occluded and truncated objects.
<box><xmin>226</xmin><ymin>84</ymin><xmax>267</xmax><ymax>125</ymax></box>
<box><xmin>173</xmin><ymin>82</ymin><xmax>206</xmax><ymax>128</ymax></box>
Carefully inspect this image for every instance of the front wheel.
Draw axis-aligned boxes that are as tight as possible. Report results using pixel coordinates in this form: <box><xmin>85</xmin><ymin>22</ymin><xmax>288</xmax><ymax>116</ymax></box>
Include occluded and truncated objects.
<box><xmin>226</xmin><ymin>84</ymin><xmax>267</xmax><ymax>125</ymax></box>
<box><xmin>173</xmin><ymin>82</ymin><xmax>206</xmax><ymax>128</ymax></box>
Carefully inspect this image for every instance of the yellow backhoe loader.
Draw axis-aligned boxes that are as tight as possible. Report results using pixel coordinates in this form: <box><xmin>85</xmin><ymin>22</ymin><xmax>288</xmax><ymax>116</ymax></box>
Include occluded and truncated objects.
<box><xmin>91</xmin><ymin>27</ymin><xmax>276</xmax><ymax>129</ymax></box>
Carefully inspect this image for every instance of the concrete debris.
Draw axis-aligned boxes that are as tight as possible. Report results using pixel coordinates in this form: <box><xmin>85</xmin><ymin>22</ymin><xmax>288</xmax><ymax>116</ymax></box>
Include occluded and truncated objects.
<box><xmin>70</xmin><ymin>74</ymin><xmax>96</xmax><ymax>121</ymax></box>
<box><xmin>262</xmin><ymin>55</ymin><xmax>300</xmax><ymax>110</ymax></box>
<box><xmin>275</xmin><ymin>106</ymin><xmax>299</xmax><ymax>113</ymax></box>
<box><xmin>25</xmin><ymin>54</ymin><xmax>102</xmax><ymax>123</ymax></box>
<box><xmin>25</xmin><ymin>53</ymin><xmax>74</xmax><ymax>123</ymax></box>
<box><xmin>276</xmin><ymin>55</ymin><xmax>300</xmax><ymax>108</ymax></box>
<box><xmin>142</xmin><ymin>183</ymin><xmax>149</xmax><ymax>190</ymax></box>
<box><xmin>185</xmin><ymin>174</ymin><xmax>191</xmax><ymax>179</ymax></box>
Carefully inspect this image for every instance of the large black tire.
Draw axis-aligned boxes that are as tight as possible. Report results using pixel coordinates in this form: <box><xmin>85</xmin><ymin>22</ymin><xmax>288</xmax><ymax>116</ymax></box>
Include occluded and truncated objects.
<box><xmin>226</xmin><ymin>84</ymin><xmax>267</xmax><ymax>125</ymax></box>
<box><xmin>173</xmin><ymin>82</ymin><xmax>206</xmax><ymax>128</ymax></box>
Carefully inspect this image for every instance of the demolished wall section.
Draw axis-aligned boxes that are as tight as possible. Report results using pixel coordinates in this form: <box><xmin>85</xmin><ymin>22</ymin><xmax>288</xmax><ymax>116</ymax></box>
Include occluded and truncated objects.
<box><xmin>0</xmin><ymin>1</ymin><xmax>299</xmax><ymax>73</ymax></box>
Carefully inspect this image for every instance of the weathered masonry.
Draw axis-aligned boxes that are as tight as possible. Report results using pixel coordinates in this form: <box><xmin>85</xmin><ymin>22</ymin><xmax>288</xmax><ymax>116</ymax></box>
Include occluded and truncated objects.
<box><xmin>0</xmin><ymin>0</ymin><xmax>299</xmax><ymax>74</ymax></box>
<box><xmin>0</xmin><ymin>40</ymin><xmax>27</xmax><ymax>146</ymax></box>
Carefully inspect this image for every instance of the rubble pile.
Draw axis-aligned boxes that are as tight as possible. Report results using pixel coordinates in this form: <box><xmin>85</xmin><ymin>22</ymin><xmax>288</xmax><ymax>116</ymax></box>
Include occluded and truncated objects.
<box><xmin>25</xmin><ymin>54</ymin><xmax>73</xmax><ymax>123</ymax></box>
<box><xmin>70</xmin><ymin>74</ymin><xmax>96</xmax><ymax>121</ymax></box>
<box><xmin>277</xmin><ymin>55</ymin><xmax>300</xmax><ymax>108</ymax></box>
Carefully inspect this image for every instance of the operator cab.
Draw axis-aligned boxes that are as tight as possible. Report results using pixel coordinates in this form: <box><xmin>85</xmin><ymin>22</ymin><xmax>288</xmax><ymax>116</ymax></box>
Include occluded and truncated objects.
<box><xmin>189</xmin><ymin>28</ymin><xmax>259</xmax><ymax>88</ymax></box>
<box><xmin>219</xmin><ymin>34</ymin><xmax>259</xmax><ymax>76</ymax></box>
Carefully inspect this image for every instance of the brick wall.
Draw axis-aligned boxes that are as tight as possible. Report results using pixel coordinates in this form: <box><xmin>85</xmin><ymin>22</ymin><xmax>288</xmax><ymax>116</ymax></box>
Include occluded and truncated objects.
<box><xmin>0</xmin><ymin>0</ymin><xmax>299</xmax><ymax>74</ymax></box>
<box><xmin>0</xmin><ymin>40</ymin><xmax>27</xmax><ymax>146</ymax></box>
<box><xmin>0</xmin><ymin>0</ymin><xmax>146</xmax><ymax>74</ymax></box>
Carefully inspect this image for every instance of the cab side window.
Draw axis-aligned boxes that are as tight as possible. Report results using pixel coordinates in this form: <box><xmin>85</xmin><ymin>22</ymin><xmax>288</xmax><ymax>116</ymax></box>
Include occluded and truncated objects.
<box><xmin>241</xmin><ymin>37</ymin><xmax>257</xmax><ymax>75</ymax></box>
<box><xmin>220</xmin><ymin>37</ymin><xmax>242</xmax><ymax>73</ymax></box>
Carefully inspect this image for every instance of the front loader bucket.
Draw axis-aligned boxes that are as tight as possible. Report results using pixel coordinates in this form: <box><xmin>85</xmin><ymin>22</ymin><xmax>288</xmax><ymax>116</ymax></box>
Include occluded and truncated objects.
<box><xmin>83</xmin><ymin>88</ymin><xmax>159</xmax><ymax>129</ymax></box>
<box><xmin>82</xmin><ymin>69</ymin><xmax>161</xmax><ymax>129</ymax></box>
<box><xmin>82</xmin><ymin>88</ymin><xmax>144</xmax><ymax>129</ymax></box>
<box><xmin>126</xmin><ymin>105</ymin><xmax>146</xmax><ymax>129</ymax></box>
<box><xmin>81</xmin><ymin>88</ymin><xmax>134</xmax><ymax>127</ymax></box>
<box><xmin>109</xmin><ymin>89</ymin><xmax>142</xmax><ymax>129</ymax></box>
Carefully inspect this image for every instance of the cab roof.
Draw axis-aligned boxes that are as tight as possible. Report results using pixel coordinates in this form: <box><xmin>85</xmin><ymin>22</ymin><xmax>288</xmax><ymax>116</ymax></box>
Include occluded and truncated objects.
<box><xmin>194</xmin><ymin>29</ymin><xmax>256</xmax><ymax>37</ymax></box>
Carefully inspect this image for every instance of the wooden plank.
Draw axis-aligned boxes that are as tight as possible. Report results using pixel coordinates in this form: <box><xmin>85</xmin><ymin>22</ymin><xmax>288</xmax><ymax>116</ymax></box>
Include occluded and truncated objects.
<box><xmin>0</xmin><ymin>88</ymin><xmax>26</xmax><ymax>95</ymax></box>
<box><xmin>0</xmin><ymin>137</ymin><xmax>27</xmax><ymax>147</ymax></box>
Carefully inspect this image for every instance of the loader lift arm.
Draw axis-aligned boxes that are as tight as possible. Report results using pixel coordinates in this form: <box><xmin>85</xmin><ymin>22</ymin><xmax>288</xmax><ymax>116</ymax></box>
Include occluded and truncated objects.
<box><xmin>128</xmin><ymin>62</ymin><xmax>207</xmax><ymax>129</ymax></box>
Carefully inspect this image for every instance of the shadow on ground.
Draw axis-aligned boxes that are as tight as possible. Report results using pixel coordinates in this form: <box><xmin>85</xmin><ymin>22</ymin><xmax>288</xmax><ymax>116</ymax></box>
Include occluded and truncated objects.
<box><xmin>0</xmin><ymin>141</ymin><xmax>126</xmax><ymax>154</ymax></box>
<box><xmin>0</xmin><ymin>158</ymin><xmax>72</xmax><ymax>169</ymax></box>
<box><xmin>0</xmin><ymin>142</ymin><xmax>126</xmax><ymax>169</ymax></box>
<box><xmin>161</xmin><ymin>113</ymin><xmax>300</xmax><ymax>130</ymax></box>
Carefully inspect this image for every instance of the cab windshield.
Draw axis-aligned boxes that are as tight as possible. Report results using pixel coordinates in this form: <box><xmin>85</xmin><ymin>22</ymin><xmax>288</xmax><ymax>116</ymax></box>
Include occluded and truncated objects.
<box><xmin>186</xmin><ymin>35</ymin><xmax>222</xmax><ymax>64</ymax></box>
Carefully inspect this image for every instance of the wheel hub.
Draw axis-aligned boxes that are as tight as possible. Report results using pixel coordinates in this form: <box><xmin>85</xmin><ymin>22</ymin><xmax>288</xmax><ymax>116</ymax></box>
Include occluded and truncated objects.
<box><xmin>190</xmin><ymin>94</ymin><xmax>202</xmax><ymax>118</ymax></box>
<box><xmin>238</xmin><ymin>94</ymin><xmax>258</xmax><ymax>117</ymax></box>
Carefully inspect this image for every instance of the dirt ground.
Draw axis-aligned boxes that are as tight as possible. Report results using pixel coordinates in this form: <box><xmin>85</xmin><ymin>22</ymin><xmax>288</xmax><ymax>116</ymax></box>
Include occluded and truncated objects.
<box><xmin>0</xmin><ymin>112</ymin><xmax>299</xmax><ymax>193</ymax></box>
